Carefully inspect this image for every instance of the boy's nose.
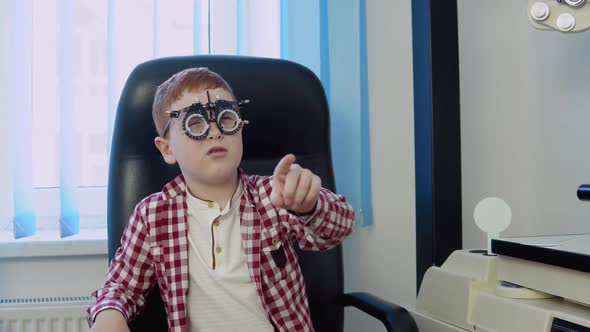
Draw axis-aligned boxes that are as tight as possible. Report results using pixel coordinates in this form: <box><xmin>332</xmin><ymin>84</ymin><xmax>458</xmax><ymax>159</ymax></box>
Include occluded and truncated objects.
<box><xmin>207</xmin><ymin>122</ymin><xmax>223</xmax><ymax>140</ymax></box>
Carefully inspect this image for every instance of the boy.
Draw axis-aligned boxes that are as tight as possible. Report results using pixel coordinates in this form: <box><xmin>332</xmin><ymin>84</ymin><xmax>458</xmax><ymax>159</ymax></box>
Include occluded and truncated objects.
<box><xmin>88</xmin><ymin>67</ymin><xmax>354</xmax><ymax>332</ymax></box>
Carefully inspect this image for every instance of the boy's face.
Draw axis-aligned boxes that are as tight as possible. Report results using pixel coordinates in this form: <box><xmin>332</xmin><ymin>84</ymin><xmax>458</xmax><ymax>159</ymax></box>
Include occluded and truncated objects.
<box><xmin>154</xmin><ymin>87</ymin><xmax>243</xmax><ymax>186</ymax></box>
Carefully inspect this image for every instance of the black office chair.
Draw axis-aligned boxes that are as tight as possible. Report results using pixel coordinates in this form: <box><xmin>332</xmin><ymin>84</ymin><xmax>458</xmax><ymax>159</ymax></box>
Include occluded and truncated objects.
<box><xmin>107</xmin><ymin>55</ymin><xmax>418</xmax><ymax>332</ymax></box>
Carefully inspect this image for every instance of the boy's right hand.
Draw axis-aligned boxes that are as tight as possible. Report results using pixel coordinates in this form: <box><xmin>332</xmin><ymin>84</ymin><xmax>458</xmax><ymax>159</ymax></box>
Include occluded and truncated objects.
<box><xmin>270</xmin><ymin>154</ymin><xmax>321</xmax><ymax>214</ymax></box>
<box><xmin>89</xmin><ymin>309</ymin><xmax>129</xmax><ymax>332</ymax></box>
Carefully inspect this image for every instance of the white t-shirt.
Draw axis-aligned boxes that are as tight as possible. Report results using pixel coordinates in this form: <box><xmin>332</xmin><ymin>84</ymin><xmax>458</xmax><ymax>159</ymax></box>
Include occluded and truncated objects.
<box><xmin>185</xmin><ymin>182</ymin><xmax>275</xmax><ymax>332</ymax></box>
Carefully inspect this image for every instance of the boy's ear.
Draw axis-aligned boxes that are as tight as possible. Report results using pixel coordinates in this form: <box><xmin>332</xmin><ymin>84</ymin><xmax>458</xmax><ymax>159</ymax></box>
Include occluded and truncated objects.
<box><xmin>154</xmin><ymin>137</ymin><xmax>177</xmax><ymax>165</ymax></box>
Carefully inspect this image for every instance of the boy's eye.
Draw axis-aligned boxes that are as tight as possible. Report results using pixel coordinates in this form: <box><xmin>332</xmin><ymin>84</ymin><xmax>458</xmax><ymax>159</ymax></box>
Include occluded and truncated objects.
<box><xmin>219</xmin><ymin>111</ymin><xmax>239</xmax><ymax>129</ymax></box>
<box><xmin>186</xmin><ymin>115</ymin><xmax>207</xmax><ymax>134</ymax></box>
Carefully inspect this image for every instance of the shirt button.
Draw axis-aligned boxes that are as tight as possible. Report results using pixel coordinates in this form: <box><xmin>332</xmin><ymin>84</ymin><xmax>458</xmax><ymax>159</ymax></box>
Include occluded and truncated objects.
<box><xmin>208</xmin><ymin>202</ymin><xmax>214</xmax><ymax>208</ymax></box>
<box><xmin>213</xmin><ymin>219</ymin><xmax>220</xmax><ymax>227</ymax></box>
<box><xmin>216</xmin><ymin>246</ymin><xmax>223</xmax><ymax>254</ymax></box>
<box><xmin>272</xmin><ymin>239</ymin><xmax>278</xmax><ymax>245</ymax></box>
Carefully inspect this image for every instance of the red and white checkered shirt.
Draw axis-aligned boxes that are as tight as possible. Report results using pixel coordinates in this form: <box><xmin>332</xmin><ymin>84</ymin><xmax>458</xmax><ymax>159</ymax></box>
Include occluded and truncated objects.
<box><xmin>88</xmin><ymin>170</ymin><xmax>355</xmax><ymax>332</ymax></box>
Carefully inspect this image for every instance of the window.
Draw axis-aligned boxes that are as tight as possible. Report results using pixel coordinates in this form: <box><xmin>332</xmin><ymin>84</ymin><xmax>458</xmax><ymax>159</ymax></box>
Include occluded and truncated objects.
<box><xmin>0</xmin><ymin>0</ymin><xmax>281</xmax><ymax>242</ymax></box>
<box><xmin>0</xmin><ymin>0</ymin><xmax>371</xmax><ymax>244</ymax></box>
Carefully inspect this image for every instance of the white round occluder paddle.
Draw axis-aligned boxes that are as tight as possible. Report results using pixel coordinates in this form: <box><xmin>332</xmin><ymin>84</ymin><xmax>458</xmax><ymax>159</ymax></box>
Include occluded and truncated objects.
<box><xmin>474</xmin><ymin>197</ymin><xmax>512</xmax><ymax>255</ymax></box>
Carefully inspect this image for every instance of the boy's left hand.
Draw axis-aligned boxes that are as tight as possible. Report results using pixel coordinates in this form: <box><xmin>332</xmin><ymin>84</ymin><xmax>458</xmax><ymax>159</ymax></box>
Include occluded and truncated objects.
<box><xmin>270</xmin><ymin>154</ymin><xmax>322</xmax><ymax>214</ymax></box>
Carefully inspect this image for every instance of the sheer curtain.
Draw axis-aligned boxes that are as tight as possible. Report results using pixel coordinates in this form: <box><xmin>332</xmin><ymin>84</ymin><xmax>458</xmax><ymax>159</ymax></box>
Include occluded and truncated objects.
<box><xmin>0</xmin><ymin>0</ymin><xmax>371</xmax><ymax>242</ymax></box>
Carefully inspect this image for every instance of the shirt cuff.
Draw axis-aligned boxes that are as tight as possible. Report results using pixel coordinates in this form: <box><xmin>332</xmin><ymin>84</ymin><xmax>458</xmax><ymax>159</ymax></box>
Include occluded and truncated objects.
<box><xmin>89</xmin><ymin>302</ymin><xmax>128</xmax><ymax>324</ymax></box>
<box><xmin>289</xmin><ymin>200</ymin><xmax>320</xmax><ymax>221</ymax></box>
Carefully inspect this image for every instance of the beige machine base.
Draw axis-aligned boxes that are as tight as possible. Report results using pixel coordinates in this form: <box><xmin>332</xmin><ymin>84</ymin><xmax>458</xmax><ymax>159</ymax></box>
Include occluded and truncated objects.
<box><xmin>408</xmin><ymin>308</ymin><xmax>472</xmax><ymax>332</ymax></box>
<box><xmin>412</xmin><ymin>250</ymin><xmax>590</xmax><ymax>332</ymax></box>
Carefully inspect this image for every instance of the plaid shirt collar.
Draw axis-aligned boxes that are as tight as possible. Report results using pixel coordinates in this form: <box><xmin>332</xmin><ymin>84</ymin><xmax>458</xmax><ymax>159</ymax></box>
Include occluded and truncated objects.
<box><xmin>160</xmin><ymin>168</ymin><xmax>255</xmax><ymax>205</ymax></box>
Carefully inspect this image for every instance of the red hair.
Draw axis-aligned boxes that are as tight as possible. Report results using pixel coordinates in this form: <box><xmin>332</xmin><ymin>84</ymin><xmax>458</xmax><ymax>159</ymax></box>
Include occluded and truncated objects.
<box><xmin>152</xmin><ymin>67</ymin><xmax>234</xmax><ymax>137</ymax></box>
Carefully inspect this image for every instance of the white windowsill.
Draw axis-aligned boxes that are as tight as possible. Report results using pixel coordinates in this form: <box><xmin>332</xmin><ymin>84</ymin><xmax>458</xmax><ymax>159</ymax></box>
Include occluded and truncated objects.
<box><xmin>0</xmin><ymin>230</ymin><xmax>108</xmax><ymax>259</ymax></box>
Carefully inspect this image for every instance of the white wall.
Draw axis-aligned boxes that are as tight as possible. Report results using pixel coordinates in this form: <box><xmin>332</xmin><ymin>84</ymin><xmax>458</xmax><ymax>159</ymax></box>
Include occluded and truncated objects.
<box><xmin>458</xmin><ymin>0</ymin><xmax>590</xmax><ymax>250</ymax></box>
<box><xmin>343</xmin><ymin>0</ymin><xmax>417</xmax><ymax>331</ymax></box>
<box><xmin>0</xmin><ymin>252</ymin><xmax>107</xmax><ymax>299</ymax></box>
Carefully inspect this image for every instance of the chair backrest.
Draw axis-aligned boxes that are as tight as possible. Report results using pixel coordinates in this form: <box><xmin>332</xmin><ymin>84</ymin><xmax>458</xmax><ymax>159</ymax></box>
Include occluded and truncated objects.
<box><xmin>107</xmin><ymin>55</ymin><xmax>345</xmax><ymax>331</ymax></box>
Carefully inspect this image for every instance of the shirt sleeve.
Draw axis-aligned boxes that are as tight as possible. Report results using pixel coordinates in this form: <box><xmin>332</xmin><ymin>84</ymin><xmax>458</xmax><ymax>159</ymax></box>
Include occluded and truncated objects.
<box><xmin>87</xmin><ymin>202</ymin><xmax>157</xmax><ymax>324</ymax></box>
<box><xmin>256</xmin><ymin>175</ymin><xmax>355</xmax><ymax>251</ymax></box>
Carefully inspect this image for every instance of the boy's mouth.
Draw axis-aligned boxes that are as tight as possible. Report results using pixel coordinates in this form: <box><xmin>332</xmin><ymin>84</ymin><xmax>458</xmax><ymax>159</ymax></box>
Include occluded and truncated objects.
<box><xmin>207</xmin><ymin>146</ymin><xmax>227</xmax><ymax>155</ymax></box>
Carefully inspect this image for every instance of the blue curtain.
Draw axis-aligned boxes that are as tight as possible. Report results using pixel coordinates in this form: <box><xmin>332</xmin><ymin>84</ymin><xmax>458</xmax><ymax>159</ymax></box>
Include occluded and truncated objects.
<box><xmin>280</xmin><ymin>0</ymin><xmax>373</xmax><ymax>226</ymax></box>
<box><xmin>59</xmin><ymin>0</ymin><xmax>80</xmax><ymax>238</ymax></box>
<box><xmin>3</xmin><ymin>0</ymin><xmax>37</xmax><ymax>239</ymax></box>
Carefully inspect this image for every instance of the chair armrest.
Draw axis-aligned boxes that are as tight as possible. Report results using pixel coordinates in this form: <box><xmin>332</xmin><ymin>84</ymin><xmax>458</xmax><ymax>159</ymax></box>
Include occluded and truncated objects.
<box><xmin>342</xmin><ymin>292</ymin><xmax>418</xmax><ymax>332</ymax></box>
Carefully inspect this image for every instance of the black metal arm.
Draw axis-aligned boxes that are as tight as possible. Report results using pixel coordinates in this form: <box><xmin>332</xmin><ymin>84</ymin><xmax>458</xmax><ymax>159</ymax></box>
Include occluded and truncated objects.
<box><xmin>578</xmin><ymin>184</ymin><xmax>590</xmax><ymax>201</ymax></box>
<box><xmin>342</xmin><ymin>292</ymin><xmax>418</xmax><ymax>332</ymax></box>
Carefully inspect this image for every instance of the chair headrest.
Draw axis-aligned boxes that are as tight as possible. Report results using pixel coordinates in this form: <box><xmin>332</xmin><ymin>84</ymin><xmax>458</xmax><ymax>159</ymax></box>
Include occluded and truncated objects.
<box><xmin>111</xmin><ymin>55</ymin><xmax>335</xmax><ymax>188</ymax></box>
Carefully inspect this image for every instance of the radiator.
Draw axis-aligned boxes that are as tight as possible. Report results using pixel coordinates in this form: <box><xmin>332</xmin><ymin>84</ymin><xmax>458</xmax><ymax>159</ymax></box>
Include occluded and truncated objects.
<box><xmin>0</xmin><ymin>296</ymin><xmax>91</xmax><ymax>332</ymax></box>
